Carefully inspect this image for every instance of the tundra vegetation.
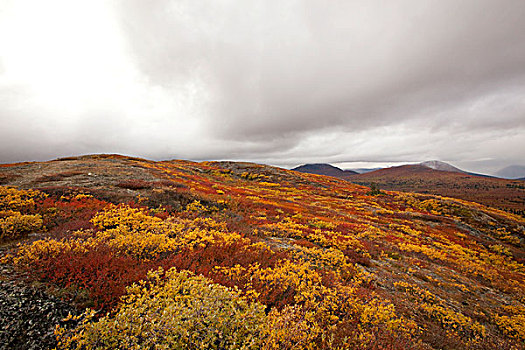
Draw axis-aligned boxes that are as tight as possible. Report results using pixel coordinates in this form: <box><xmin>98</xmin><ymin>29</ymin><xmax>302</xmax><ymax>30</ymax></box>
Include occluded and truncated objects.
<box><xmin>0</xmin><ymin>155</ymin><xmax>524</xmax><ymax>349</ymax></box>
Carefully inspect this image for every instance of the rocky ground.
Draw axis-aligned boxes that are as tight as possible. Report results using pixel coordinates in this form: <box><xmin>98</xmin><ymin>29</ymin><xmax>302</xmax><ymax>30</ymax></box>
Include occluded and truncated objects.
<box><xmin>0</xmin><ymin>280</ymin><xmax>80</xmax><ymax>349</ymax></box>
<box><xmin>0</xmin><ymin>251</ymin><xmax>80</xmax><ymax>350</ymax></box>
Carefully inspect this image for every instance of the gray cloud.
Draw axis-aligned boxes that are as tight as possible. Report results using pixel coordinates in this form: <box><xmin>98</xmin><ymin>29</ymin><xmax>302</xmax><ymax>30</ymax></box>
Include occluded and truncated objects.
<box><xmin>0</xmin><ymin>0</ymin><xmax>524</xmax><ymax>174</ymax></box>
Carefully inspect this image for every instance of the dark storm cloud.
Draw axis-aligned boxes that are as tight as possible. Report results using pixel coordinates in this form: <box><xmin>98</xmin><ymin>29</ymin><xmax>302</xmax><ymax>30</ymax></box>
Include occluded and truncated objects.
<box><xmin>1</xmin><ymin>0</ymin><xmax>524</xmax><ymax>174</ymax></box>
<box><xmin>114</xmin><ymin>0</ymin><xmax>525</xmax><ymax>139</ymax></box>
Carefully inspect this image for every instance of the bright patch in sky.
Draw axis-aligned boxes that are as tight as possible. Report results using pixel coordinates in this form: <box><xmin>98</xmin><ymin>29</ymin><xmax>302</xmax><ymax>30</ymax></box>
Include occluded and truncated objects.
<box><xmin>1</xmin><ymin>1</ymin><xmax>128</xmax><ymax>106</ymax></box>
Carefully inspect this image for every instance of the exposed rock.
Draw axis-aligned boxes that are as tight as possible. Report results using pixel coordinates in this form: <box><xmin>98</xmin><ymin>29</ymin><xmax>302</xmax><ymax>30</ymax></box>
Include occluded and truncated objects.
<box><xmin>0</xmin><ymin>279</ymin><xmax>80</xmax><ymax>350</ymax></box>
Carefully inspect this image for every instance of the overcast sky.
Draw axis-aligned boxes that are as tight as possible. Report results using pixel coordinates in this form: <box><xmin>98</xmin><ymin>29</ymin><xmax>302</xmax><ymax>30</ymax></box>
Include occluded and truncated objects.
<box><xmin>1</xmin><ymin>0</ymin><xmax>524</xmax><ymax>174</ymax></box>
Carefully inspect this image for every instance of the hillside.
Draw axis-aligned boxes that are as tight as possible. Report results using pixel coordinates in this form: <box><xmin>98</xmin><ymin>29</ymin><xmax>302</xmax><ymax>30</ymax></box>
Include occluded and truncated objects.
<box><xmin>420</xmin><ymin>160</ymin><xmax>464</xmax><ymax>173</ymax></box>
<box><xmin>0</xmin><ymin>154</ymin><xmax>524</xmax><ymax>349</ymax></box>
<box><xmin>351</xmin><ymin>165</ymin><xmax>525</xmax><ymax>217</ymax></box>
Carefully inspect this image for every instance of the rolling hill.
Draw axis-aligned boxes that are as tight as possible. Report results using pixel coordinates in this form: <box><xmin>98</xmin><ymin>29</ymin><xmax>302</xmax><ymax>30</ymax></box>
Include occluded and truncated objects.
<box><xmin>0</xmin><ymin>154</ymin><xmax>524</xmax><ymax>349</ymax></box>
<box><xmin>350</xmin><ymin>164</ymin><xmax>525</xmax><ymax>217</ymax></box>
<box><xmin>292</xmin><ymin>163</ymin><xmax>358</xmax><ymax>177</ymax></box>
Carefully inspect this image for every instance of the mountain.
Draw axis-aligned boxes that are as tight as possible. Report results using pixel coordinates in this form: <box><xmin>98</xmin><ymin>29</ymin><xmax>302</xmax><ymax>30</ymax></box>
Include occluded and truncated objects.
<box><xmin>1</xmin><ymin>154</ymin><xmax>524</xmax><ymax>349</ymax></box>
<box><xmin>351</xmin><ymin>164</ymin><xmax>525</xmax><ymax>215</ymax></box>
<box><xmin>293</xmin><ymin>161</ymin><xmax>522</xmax><ymax>214</ymax></box>
<box><xmin>419</xmin><ymin>160</ymin><xmax>492</xmax><ymax>178</ymax></box>
<box><xmin>294</xmin><ymin>161</ymin><xmax>487</xmax><ymax>178</ymax></box>
<box><xmin>419</xmin><ymin>160</ymin><xmax>464</xmax><ymax>173</ymax></box>
<box><xmin>349</xmin><ymin>167</ymin><xmax>383</xmax><ymax>174</ymax></box>
<box><xmin>292</xmin><ymin>163</ymin><xmax>358</xmax><ymax>177</ymax></box>
<box><xmin>496</xmin><ymin>165</ymin><xmax>525</xmax><ymax>179</ymax></box>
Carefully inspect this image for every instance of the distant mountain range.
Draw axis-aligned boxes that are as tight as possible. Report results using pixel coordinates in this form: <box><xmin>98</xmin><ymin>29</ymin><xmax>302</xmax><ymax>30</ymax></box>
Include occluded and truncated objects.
<box><xmin>292</xmin><ymin>163</ymin><xmax>357</xmax><ymax>177</ymax></box>
<box><xmin>349</xmin><ymin>168</ymin><xmax>382</xmax><ymax>174</ymax></box>
<box><xmin>292</xmin><ymin>160</ymin><xmax>525</xmax><ymax>214</ymax></box>
<box><xmin>496</xmin><ymin>165</ymin><xmax>525</xmax><ymax>179</ymax></box>
<box><xmin>293</xmin><ymin>160</ymin><xmax>465</xmax><ymax>178</ymax></box>
<box><xmin>293</xmin><ymin>160</ymin><xmax>511</xmax><ymax>179</ymax></box>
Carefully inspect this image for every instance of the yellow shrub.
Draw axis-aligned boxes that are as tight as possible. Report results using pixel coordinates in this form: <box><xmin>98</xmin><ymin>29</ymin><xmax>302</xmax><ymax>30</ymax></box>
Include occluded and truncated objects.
<box><xmin>0</xmin><ymin>186</ymin><xmax>44</xmax><ymax>211</ymax></box>
<box><xmin>56</xmin><ymin>267</ymin><xmax>267</xmax><ymax>350</ymax></box>
<box><xmin>263</xmin><ymin>305</ymin><xmax>319</xmax><ymax>350</ymax></box>
<box><xmin>0</xmin><ymin>211</ymin><xmax>43</xmax><ymax>241</ymax></box>
<box><xmin>10</xmin><ymin>238</ymin><xmax>84</xmax><ymax>266</ymax></box>
<box><xmin>91</xmin><ymin>205</ymin><xmax>163</xmax><ymax>232</ymax></box>
<box><xmin>96</xmin><ymin>227</ymin><xmax>176</xmax><ymax>260</ymax></box>
<box><xmin>291</xmin><ymin>245</ymin><xmax>356</xmax><ymax>280</ymax></box>
<box><xmin>494</xmin><ymin>313</ymin><xmax>525</xmax><ymax>342</ymax></box>
<box><xmin>184</xmin><ymin>200</ymin><xmax>208</xmax><ymax>213</ymax></box>
<box><xmin>11</xmin><ymin>204</ymin><xmax>249</xmax><ymax>263</ymax></box>
<box><xmin>0</xmin><ymin>186</ymin><xmax>45</xmax><ymax>241</ymax></box>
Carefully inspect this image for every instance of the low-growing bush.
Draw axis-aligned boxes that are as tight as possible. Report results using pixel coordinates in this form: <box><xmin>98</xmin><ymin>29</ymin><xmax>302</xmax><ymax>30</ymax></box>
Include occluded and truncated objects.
<box><xmin>34</xmin><ymin>171</ymin><xmax>83</xmax><ymax>183</ymax></box>
<box><xmin>31</xmin><ymin>245</ymin><xmax>165</xmax><ymax>311</ymax></box>
<box><xmin>39</xmin><ymin>194</ymin><xmax>109</xmax><ymax>236</ymax></box>
<box><xmin>0</xmin><ymin>186</ymin><xmax>44</xmax><ymax>241</ymax></box>
<box><xmin>116</xmin><ymin>179</ymin><xmax>152</xmax><ymax>190</ymax></box>
<box><xmin>0</xmin><ymin>211</ymin><xmax>43</xmax><ymax>241</ymax></box>
<box><xmin>56</xmin><ymin>267</ymin><xmax>268</xmax><ymax>350</ymax></box>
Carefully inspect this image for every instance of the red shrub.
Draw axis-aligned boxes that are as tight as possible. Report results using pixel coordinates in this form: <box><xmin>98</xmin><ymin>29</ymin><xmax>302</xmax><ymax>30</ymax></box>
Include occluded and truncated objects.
<box><xmin>30</xmin><ymin>246</ymin><xmax>163</xmax><ymax>312</ymax></box>
<box><xmin>38</xmin><ymin>196</ymin><xmax>109</xmax><ymax>236</ymax></box>
<box><xmin>116</xmin><ymin>180</ymin><xmax>151</xmax><ymax>190</ymax></box>
<box><xmin>294</xmin><ymin>239</ymin><xmax>317</xmax><ymax>248</ymax></box>
<box><xmin>343</xmin><ymin>247</ymin><xmax>372</xmax><ymax>267</ymax></box>
<box><xmin>167</xmin><ymin>241</ymin><xmax>287</xmax><ymax>278</ymax></box>
<box><xmin>34</xmin><ymin>171</ymin><xmax>83</xmax><ymax>183</ymax></box>
<box><xmin>165</xmin><ymin>241</ymin><xmax>293</xmax><ymax>308</ymax></box>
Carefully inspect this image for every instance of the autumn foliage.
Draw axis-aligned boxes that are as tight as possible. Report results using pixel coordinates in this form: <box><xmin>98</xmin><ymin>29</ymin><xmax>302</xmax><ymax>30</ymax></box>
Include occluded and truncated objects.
<box><xmin>0</xmin><ymin>186</ymin><xmax>43</xmax><ymax>241</ymax></box>
<box><xmin>1</xmin><ymin>155</ymin><xmax>524</xmax><ymax>349</ymax></box>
